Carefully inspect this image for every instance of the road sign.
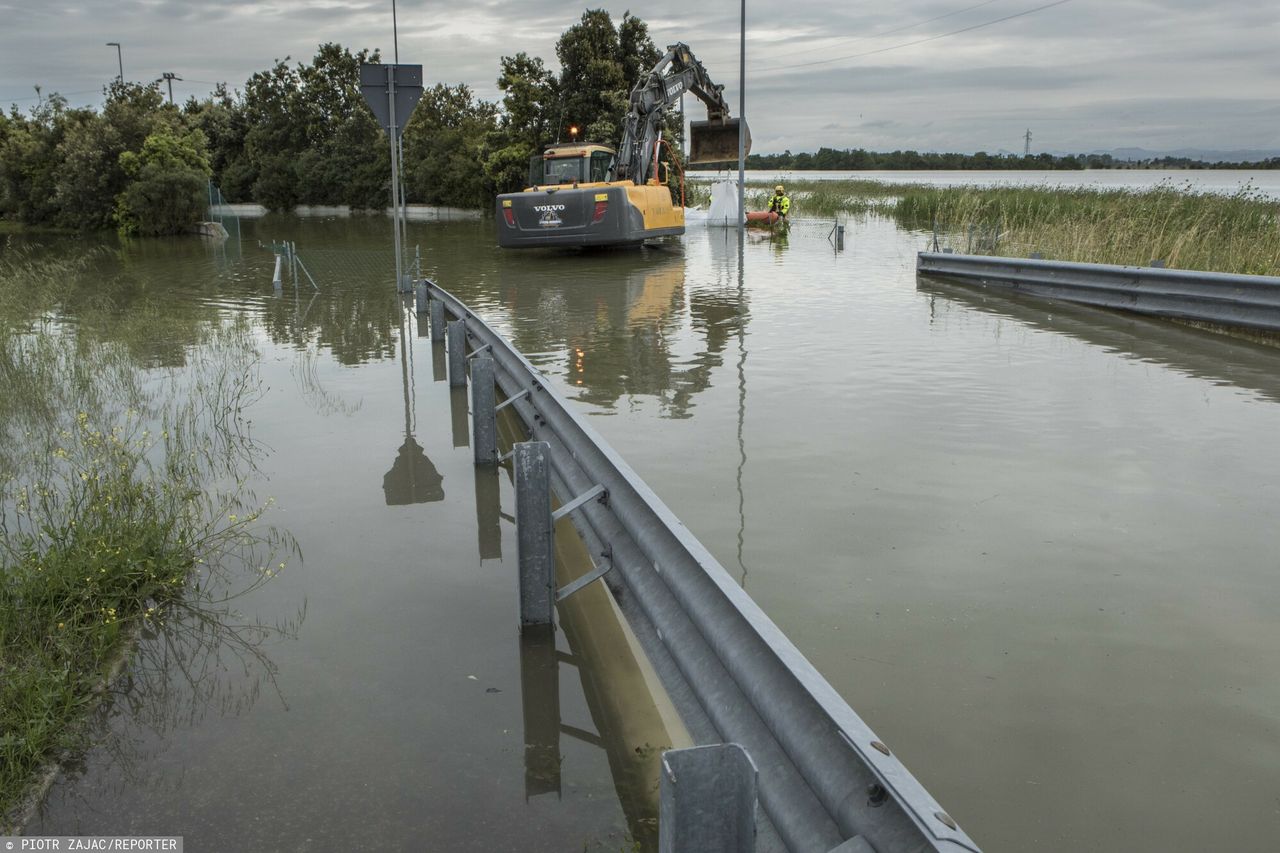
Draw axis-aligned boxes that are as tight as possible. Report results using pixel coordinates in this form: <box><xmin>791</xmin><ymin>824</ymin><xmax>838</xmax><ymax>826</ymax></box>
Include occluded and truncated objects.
<box><xmin>359</xmin><ymin>63</ymin><xmax>423</xmax><ymax>138</ymax></box>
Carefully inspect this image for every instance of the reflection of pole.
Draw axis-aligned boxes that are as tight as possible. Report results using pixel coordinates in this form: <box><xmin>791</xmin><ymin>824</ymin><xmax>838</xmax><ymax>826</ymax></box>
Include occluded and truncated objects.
<box><xmin>386</xmin><ymin>66</ymin><xmax>403</xmax><ymax>290</ymax></box>
<box><xmin>737</xmin><ymin>0</ymin><xmax>746</xmax><ymax>234</ymax></box>
<box><xmin>735</xmin><ymin>230</ymin><xmax>749</xmax><ymax>587</ymax></box>
<box><xmin>519</xmin><ymin>624</ymin><xmax>561</xmax><ymax>799</ymax></box>
<box><xmin>475</xmin><ymin>466</ymin><xmax>503</xmax><ymax>560</ymax></box>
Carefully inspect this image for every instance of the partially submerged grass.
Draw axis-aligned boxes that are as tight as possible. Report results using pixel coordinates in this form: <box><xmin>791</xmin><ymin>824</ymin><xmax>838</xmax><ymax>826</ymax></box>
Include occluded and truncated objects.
<box><xmin>688</xmin><ymin>176</ymin><xmax>1280</xmax><ymax>274</ymax></box>
<box><xmin>896</xmin><ymin>182</ymin><xmax>1280</xmax><ymax>275</ymax></box>
<box><xmin>0</xmin><ymin>245</ymin><xmax>281</xmax><ymax>828</ymax></box>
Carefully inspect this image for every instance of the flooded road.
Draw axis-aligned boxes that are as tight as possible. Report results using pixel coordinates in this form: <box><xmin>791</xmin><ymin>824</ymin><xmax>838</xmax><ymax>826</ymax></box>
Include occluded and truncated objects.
<box><xmin>13</xmin><ymin>211</ymin><xmax>1280</xmax><ymax>851</ymax></box>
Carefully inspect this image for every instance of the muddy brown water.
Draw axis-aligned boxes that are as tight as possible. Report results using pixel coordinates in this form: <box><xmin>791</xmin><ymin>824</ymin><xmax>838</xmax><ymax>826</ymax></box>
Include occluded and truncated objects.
<box><xmin>12</xmin><ymin>212</ymin><xmax>1280</xmax><ymax>851</ymax></box>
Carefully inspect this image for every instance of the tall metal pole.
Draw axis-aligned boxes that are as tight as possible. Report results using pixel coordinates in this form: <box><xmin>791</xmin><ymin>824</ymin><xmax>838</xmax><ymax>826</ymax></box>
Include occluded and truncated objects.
<box><xmin>737</xmin><ymin>0</ymin><xmax>746</xmax><ymax>235</ymax></box>
<box><xmin>387</xmin><ymin>67</ymin><xmax>404</xmax><ymax>290</ymax></box>
<box><xmin>392</xmin><ymin>0</ymin><xmax>400</xmax><ymax>64</ymax></box>
<box><xmin>106</xmin><ymin>43</ymin><xmax>123</xmax><ymax>82</ymax></box>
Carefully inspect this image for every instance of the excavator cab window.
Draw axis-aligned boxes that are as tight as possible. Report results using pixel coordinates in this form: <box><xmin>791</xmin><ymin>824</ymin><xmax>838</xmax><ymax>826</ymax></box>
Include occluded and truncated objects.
<box><xmin>544</xmin><ymin>157</ymin><xmax>585</xmax><ymax>185</ymax></box>
<box><xmin>589</xmin><ymin>151</ymin><xmax>613</xmax><ymax>183</ymax></box>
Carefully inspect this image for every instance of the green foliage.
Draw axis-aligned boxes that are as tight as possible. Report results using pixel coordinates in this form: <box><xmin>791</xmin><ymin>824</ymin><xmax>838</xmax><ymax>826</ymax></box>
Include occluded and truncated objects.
<box><xmin>114</xmin><ymin>128</ymin><xmax>211</xmax><ymax>236</ymax></box>
<box><xmin>403</xmin><ymin>84</ymin><xmax>498</xmax><ymax>208</ymax></box>
<box><xmin>483</xmin><ymin>53</ymin><xmax>559</xmax><ymax>194</ymax></box>
<box><xmin>556</xmin><ymin>10</ymin><xmax>659</xmax><ymax>145</ymax></box>
<box><xmin>0</xmin><ymin>18</ymin><xmax>669</xmax><ymax>222</ymax></box>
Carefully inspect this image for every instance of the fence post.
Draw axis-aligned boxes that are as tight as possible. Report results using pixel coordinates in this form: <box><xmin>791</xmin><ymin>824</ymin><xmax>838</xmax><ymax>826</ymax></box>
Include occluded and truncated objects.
<box><xmin>471</xmin><ymin>354</ymin><xmax>497</xmax><ymax>464</ymax></box>
<box><xmin>447</xmin><ymin>320</ymin><xmax>467</xmax><ymax>388</ymax></box>
<box><xmin>429</xmin><ymin>299</ymin><xmax>446</xmax><ymax>340</ymax></box>
<box><xmin>515</xmin><ymin>441</ymin><xmax>554</xmax><ymax>628</ymax></box>
<box><xmin>659</xmin><ymin>744</ymin><xmax>758</xmax><ymax>853</ymax></box>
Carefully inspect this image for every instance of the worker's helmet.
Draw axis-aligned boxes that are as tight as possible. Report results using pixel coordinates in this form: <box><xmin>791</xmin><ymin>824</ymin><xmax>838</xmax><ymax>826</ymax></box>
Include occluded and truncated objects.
<box><xmin>775</xmin><ymin>185</ymin><xmax>785</xmax><ymax>193</ymax></box>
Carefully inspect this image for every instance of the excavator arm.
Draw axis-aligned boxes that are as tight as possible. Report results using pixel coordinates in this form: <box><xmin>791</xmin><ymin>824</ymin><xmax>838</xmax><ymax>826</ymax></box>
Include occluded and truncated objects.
<box><xmin>612</xmin><ymin>42</ymin><xmax>750</xmax><ymax>185</ymax></box>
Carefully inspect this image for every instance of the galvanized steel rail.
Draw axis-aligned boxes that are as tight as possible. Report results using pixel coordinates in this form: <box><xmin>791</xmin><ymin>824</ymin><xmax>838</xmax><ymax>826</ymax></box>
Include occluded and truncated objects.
<box><xmin>917</xmin><ymin>252</ymin><xmax>1280</xmax><ymax>333</ymax></box>
<box><xmin>426</xmin><ymin>281</ymin><xmax>979</xmax><ymax>853</ymax></box>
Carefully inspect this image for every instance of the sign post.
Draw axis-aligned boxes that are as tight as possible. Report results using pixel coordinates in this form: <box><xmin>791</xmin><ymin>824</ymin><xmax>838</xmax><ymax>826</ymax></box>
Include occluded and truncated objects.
<box><xmin>360</xmin><ymin>63</ymin><xmax>424</xmax><ymax>291</ymax></box>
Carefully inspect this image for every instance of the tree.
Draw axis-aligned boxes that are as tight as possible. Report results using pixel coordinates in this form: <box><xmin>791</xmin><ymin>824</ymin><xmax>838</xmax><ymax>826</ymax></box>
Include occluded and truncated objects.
<box><xmin>483</xmin><ymin>53</ymin><xmax>559</xmax><ymax>194</ymax></box>
<box><xmin>115</xmin><ymin>128</ymin><xmax>211</xmax><ymax>236</ymax></box>
<box><xmin>556</xmin><ymin>9</ymin><xmax>658</xmax><ymax>144</ymax></box>
<box><xmin>403</xmin><ymin>84</ymin><xmax>498</xmax><ymax>208</ymax></box>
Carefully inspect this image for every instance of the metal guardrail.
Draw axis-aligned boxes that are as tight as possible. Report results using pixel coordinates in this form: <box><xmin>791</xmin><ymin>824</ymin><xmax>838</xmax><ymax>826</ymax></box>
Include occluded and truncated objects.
<box><xmin>424</xmin><ymin>281</ymin><xmax>979</xmax><ymax>853</ymax></box>
<box><xmin>917</xmin><ymin>252</ymin><xmax>1280</xmax><ymax>333</ymax></box>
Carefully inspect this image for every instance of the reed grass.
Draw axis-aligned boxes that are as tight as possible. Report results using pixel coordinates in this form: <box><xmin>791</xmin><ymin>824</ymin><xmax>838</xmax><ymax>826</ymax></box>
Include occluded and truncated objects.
<box><xmin>896</xmin><ymin>182</ymin><xmax>1280</xmax><ymax>275</ymax></box>
<box><xmin>689</xmin><ymin>176</ymin><xmax>1280</xmax><ymax>274</ymax></box>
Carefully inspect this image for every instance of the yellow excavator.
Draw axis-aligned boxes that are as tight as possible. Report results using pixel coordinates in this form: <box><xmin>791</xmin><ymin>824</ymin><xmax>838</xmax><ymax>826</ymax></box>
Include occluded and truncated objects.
<box><xmin>496</xmin><ymin>43</ymin><xmax>749</xmax><ymax>249</ymax></box>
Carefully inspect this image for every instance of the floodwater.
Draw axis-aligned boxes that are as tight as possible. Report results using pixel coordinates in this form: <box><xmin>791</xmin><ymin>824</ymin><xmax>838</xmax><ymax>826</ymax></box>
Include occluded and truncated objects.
<box><xmin>11</xmin><ymin>210</ymin><xmax>1280</xmax><ymax>852</ymax></box>
<box><xmin>690</xmin><ymin>168</ymin><xmax>1280</xmax><ymax>198</ymax></box>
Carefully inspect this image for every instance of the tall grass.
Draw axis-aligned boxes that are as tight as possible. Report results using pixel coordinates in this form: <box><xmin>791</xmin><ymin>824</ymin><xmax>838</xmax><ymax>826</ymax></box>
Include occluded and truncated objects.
<box><xmin>688</xmin><ymin>176</ymin><xmax>1280</xmax><ymax>274</ymax></box>
<box><xmin>896</xmin><ymin>182</ymin><xmax>1280</xmax><ymax>275</ymax></box>
<box><xmin>0</xmin><ymin>244</ymin><xmax>282</xmax><ymax>828</ymax></box>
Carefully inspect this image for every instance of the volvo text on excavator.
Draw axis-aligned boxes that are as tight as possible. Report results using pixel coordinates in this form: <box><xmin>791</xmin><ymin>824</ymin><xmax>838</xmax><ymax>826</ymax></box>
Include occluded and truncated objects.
<box><xmin>496</xmin><ymin>43</ymin><xmax>749</xmax><ymax>249</ymax></box>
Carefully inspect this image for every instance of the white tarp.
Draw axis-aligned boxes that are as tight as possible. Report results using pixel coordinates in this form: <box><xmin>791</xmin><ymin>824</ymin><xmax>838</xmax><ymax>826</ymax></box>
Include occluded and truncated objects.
<box><xmin>705</xmin><ymin>179</ymin><xmax>742</xmax><ymax>227</ymax></box>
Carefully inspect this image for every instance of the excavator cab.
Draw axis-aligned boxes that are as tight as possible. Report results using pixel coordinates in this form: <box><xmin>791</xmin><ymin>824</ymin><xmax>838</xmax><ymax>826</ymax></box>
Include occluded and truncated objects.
<box><xmin>688</xmin><ymin>117</ymin><xmax>751</xmax><ymax>164</ymax></box>
<box><xmin>527</xmin><ymin>144</ymin><xmax>616</xmax><ymax>188</ymax></box>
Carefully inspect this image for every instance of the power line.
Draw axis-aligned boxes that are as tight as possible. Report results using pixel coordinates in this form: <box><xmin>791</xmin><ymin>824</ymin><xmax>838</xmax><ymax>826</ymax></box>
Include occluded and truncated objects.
<box><xmin>2</xmin><ymin>88</ymin><xmax>102</xmax><ymax>103</ymax></box>
<box><xmin>758</xmin><ymin>0</ymin><xmax>1076</xmax><ymax>72</ymax></box>
<box><xmin>788</xmin><ymin>0</ymin><xmax>1006</xmax><ymax>58</ymax></box>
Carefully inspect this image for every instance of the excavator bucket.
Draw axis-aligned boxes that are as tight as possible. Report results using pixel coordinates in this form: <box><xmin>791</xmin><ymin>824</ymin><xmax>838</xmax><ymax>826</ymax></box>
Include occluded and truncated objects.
<box><xmin>688</xmin><ymin>118</ymin><xmax>751</xmax><ymax>164</ymax></box>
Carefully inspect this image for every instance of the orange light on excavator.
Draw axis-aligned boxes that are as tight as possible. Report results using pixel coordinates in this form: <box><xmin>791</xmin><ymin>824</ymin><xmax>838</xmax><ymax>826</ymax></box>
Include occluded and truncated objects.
<box><xmin>502</xmin><ymin>199</ymin><xmax>514</xmax><ymax>226</ymax></box>
<box><xmin>592</xmin><ymin>193</ymin><xmax>608</xmax><ymax>223</ymax></box>
<box><xmin>569</xmin><ymin>124</ymin><xmax>580</xmax><ymax>141</ymax></box>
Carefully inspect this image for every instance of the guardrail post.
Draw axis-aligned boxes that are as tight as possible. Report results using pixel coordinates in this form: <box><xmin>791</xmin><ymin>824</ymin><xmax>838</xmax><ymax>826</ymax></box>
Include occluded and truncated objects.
<box><xmin>515</xmin><ymin>441</ymin><xmax>555</xmax><ymax>628</ymax></box>
<box><xmin>415</xmin><ymin>280</ymin><xmax>428</xmax><ymax>314</ymax></box>
<box><xmin>429</xmin><ymin>299</ymin><xmax>446</xmax><ymax>340</ymax></box>
<box><xmin>659</xmin><ymin>744</ymin><xmax>758</xmax><ymax>853</ymax></box>
<box><xmin>447</xmin><ymin>320</ymin><xmax>467</xmax><ymax>388</ymax></box>
<box><xmin>471</xmin><ymin>354</ymin><xmax>497</xmax><ymax>464</ymax></box>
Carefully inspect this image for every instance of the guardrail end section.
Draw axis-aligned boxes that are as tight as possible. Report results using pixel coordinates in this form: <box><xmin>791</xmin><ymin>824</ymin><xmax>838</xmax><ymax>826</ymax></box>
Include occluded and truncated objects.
<box><xmin>659</xmin><ymin>743</ymin><xmax>758</xmax><ymax>853</ymax></box>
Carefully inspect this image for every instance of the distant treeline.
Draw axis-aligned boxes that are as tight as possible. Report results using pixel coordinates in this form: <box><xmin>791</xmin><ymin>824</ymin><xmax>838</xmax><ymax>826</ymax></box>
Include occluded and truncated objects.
<box><xmin>735</xmin><ymin>148</ymin><xmax>1280</xmax><ymax>171</ymax></box>
<box><xmin>0</xmin><ymin>10</ymin><xmax>674</xmax><ymax>233</ymax></box>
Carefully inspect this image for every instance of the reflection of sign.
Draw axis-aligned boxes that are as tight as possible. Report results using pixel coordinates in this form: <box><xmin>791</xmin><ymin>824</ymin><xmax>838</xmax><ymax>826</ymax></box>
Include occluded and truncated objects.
<box><xmin>383</xmin><ymin>435</ymin><xmax>444</xmax><ymax>505</ymax></box>
<box><xmin>539</xmin><ymin>210</ymin><xmax>563</xmax><ymax>228</ymax></box>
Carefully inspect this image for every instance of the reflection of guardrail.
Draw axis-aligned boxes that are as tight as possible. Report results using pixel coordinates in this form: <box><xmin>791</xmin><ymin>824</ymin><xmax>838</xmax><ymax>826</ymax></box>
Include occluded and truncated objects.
<box><xmin>421</xmin><ymin>280</ymin><xmax>979</xmax><ymax>853</ymax></box>
<box><xmin>917</xmin><ymin>252</ymin><xmax>1280</xmax><ymax>333</ymax></box>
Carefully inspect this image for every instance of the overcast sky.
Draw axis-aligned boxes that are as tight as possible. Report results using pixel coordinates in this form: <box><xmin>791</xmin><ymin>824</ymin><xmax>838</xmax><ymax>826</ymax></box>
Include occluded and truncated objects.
<box><xmin>1</xmin><ymin>0</ymin><xmax>1277</xmax><ymax>155</ymax></box>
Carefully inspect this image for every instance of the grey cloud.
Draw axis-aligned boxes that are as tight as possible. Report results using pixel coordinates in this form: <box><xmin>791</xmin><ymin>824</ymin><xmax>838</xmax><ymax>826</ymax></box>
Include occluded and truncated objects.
<box><xmin>1</xmin><ymin>0</ymin><xmax>1277</xmax><ymax>153</ymax></box>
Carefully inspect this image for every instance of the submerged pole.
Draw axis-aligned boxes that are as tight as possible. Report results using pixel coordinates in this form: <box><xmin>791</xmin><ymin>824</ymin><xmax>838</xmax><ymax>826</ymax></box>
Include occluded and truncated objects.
<box><xmin>515</xmin><ymin>441</ymin><xmax>555</xmax><ymax>628</ymax></box>
<box><xmin>446</xmin><ymin>320</ymin><xmax>467</xmax><ymax>388</ymax></box>
<box><xmin>471</xmin><ymin>354</ymin><xmax>497</xmax><ymax>464</ymax></box>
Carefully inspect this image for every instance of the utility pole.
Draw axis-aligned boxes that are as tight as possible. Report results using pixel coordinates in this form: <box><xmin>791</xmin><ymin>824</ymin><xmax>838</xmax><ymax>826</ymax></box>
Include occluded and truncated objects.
<box><xmin>1024</xmin><ymin>129</ymin><xmax>1032</xmax><ymax>157</ymax></box>
<box><xmin>106</xmin><ymin>42</ymin><xmax>123</xmax><ymax>83</ymax></box>
<box><xmin>737</xmin><ymin>0</ymin><xmax>746</xmax><ymax>234</ymax></box>
<box><xmin>160</xmin><ymin>72</ymin><xmax>182</xmax><ymax>104</ymax></box>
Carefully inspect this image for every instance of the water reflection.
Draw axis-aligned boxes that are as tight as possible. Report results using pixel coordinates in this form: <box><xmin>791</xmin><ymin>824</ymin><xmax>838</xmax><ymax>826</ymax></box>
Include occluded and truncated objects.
<box><xmin>470</xmin><ymin>242</ymin><xmax>750</xmax><ymax>419</ymax></box>
<box><xmin>383</xmin><ymin>304</ymin><xmax>444</xmax><ymax>505</ymax></box>
<box><xmin>519</xmin><ymin>625</ymin><xmax>562</xmax><ymax>800</ymax></box>
<box><xmin>917</xmin><ymin>275</ymin><xmax>1280</xmax><ymax>404</ymax></box>
<box><xmin>32</xmin><ymin>560</ymin><xmax>304</xmax><ymax>828</ymax></box>
<box><xmin>474</xmin><ymin>466</ymin><xmax>503</xmax><ymax>561</ymax></box>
